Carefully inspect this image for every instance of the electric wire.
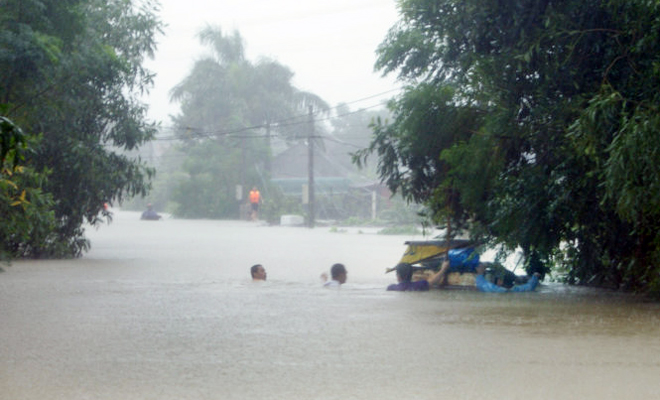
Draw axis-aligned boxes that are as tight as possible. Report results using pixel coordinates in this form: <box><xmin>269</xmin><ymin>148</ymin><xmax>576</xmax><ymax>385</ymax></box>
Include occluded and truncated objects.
<box><xmin>151</xmin><ymin>87</ymin><xmax>401</xmax><ymax>142</ymax></box>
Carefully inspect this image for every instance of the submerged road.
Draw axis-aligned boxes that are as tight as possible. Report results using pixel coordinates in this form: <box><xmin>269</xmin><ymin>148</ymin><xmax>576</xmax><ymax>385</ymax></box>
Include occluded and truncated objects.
<box><xmin>1</xmin><ymin>211</ymin><xmax>659</xmax><ymax>399</ymax></box>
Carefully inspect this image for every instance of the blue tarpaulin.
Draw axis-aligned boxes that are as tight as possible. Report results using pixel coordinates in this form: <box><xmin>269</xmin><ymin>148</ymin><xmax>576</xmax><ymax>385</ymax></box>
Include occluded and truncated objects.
<box><xmin>448</xmin><ymin>247</ymin><xmax>480</xmax><ymax>270</ymax></box>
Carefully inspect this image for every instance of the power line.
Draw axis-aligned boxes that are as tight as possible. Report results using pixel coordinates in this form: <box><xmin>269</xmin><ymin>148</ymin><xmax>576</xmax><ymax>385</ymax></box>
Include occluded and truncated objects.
<box><xmin>151</xmin><ymin>87</ymin><xmax>400</xmax><ymax>141</ymax></box>
<box><xmin>339</xmin><ymin>87</ymin><xmax>401</xmax><ymax>107</ymax></box>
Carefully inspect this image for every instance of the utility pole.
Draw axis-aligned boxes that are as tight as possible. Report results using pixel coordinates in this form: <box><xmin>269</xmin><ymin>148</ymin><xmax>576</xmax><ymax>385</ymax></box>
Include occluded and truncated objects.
<box><xmin>240</xmin><ymin>132</ymin><xmax>246</xmax><ymax>219</ymax></box>
<box><xmin>307</xmin><ymin>105</ymin><xmax>315</xmax><ymax>228</ymax></box>
<box><xmin>265</xmin><ymin>120</ymin><xmax>271</xmax><ymax>174</ymax></box>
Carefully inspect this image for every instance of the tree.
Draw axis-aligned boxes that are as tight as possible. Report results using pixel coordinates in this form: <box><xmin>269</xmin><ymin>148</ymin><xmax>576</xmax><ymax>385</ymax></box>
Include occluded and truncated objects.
<box><xmin>0</xmin><ymin>111</ymin><xmax>57</xmax><ymax>261</ymax></box>
<box><xmin>360</xmin><ymin>0</ymin><xmax>660</xmax><ymax>293</ymax></box>
<box><xmin>1</xmin><ymin>0</ymin><xmax>162</xmax><ymax>257</ymax></box>
<box><xmin>168</xmin><ymin>26</ymin><xmax>328</xmax><ymax>219</ymax></box>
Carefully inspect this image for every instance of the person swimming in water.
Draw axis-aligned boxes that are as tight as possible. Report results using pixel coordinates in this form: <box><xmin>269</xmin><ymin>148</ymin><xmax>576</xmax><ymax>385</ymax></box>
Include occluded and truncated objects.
<box><xmin>140</xmin><ymin>203</ymin><xmax>162</xmax><ymax>220</ymax></box>
<box><xmin>322</xmin><ymin>263</ymin><xmax>347</xmax><ymax>288</ymax></box>
<box><xmin>386</xmin><ymin>261</ymin><xmax>447</xmax><ymax>291</ymax></box>
<box><xmin>474</xmin><ymin>263</ymin><xmax>540</xmax><ymax>293</ymax></box>
<box><xmin>250</xmin><ymin>264</ymin><xmax>267</xmax><ymax>281</ymax></box>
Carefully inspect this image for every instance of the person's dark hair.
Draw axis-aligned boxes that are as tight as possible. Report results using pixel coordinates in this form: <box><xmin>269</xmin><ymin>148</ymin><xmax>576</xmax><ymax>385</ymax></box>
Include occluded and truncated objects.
<box><xmin>250</xmin><ymin>264</ymin><xmax>262</xmax><ymax>278</ymax></box>
<box><xmin>330</xmin><ymin>263</ymin><xmax>346</xmax><ymax>279</ymax></box>
<box><xmin>395</xmin><ymin>263</ymin><xmax>413</xmax><ymax>282</ymax></box>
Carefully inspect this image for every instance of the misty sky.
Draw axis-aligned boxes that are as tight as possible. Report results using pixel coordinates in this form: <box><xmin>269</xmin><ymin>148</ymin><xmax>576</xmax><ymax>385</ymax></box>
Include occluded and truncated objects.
<box><xmin>143</xmin><ymin>0</ymin><xmax>402</xmax><ymax>124</ymax></box>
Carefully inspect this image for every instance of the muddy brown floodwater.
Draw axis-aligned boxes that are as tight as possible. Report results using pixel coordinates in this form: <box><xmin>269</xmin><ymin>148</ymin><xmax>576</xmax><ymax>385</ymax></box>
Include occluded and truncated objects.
<box><xmin>1</xmin><ymin>211</ymin><xmax>659</xmax><ymax>400</ymax></box>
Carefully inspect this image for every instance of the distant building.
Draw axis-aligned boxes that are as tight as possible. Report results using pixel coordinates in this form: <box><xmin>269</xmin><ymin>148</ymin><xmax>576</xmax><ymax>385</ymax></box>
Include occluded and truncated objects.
<box><xmin>270</xmin><ymin>142</ymin><xmax>351</xmax><ymax>196</ymax></box>
<box><xmin>270</xmin><ymin>141</ymin><xmax>390</xmax><ymax>220</ymax></box>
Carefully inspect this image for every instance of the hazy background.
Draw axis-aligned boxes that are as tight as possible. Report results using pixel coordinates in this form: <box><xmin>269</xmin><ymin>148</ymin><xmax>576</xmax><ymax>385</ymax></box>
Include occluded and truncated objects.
<box><xmin>144</xmin><ymin>0</ymin><xmax>401</xmax><ymax>123</ymax></box>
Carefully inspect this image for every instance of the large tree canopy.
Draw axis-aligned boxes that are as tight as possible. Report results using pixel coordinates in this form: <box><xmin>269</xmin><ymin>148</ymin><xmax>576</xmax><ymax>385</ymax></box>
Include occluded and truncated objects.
<box><xmin>1</xmin><ymin>0</ymin><xmax>162</xmax><ymax>258</ymax></box>
<box><xmin>358</xmin><ymin>0</ymin><xmax>660</xmax><ymax>293</ymax></box>
<box><xmin>168</xmin><ymin>26</ymin><xmax>328</xmax><ymax>219</ymax></box>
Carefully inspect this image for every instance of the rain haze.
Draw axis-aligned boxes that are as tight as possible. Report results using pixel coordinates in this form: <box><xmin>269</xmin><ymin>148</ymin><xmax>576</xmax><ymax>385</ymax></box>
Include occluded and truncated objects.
<box><xmin>144</xmin><ymin>0</ymin><xmax>401</xmax><ymax>123</ymax></box>
<box><xmin>3</xmin><ymin>2</ymin><xmax>660</xmax><ymax>399</ymax></box>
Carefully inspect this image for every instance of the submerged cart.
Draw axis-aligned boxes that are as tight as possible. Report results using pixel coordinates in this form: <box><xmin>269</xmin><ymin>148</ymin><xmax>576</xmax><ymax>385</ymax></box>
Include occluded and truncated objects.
<box><xmin>388</xmin><ymin>238</ymin><xmax>525</xmax><ymax>289</ymax></box>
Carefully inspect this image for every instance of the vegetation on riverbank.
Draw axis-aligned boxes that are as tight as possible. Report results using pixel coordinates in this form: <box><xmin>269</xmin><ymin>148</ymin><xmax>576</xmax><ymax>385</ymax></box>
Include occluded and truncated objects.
<box><xmin>1</xmin><ymin>0</ymin><xmax>162</xmax><ymax>258</ymax></box>
<box><xmin>355</xmin><ymin>0</ymin><xmax>660</xmax><ymax>296</ymax></box>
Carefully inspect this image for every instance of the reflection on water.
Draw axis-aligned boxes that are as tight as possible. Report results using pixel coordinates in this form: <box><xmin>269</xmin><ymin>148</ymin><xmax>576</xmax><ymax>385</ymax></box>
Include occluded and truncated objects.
<box><xmin>1</xmin><ymin>211</ymin><xmax>659</xmax><ymax>400</ymax></box>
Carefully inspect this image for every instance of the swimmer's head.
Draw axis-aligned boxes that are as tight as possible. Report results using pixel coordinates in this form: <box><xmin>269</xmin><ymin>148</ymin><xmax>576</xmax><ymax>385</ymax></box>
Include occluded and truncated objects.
<box><xmin>251</xmin><ymin>264</ymin><xmax>267</xmax><ymax>281</ymax></box>
<box><xmin>395</xmin><ymin>263</ymin><xmax>413</xmax><ymax>282</ymax></box>
<box><xmin>330</xmin><ymin>263</ymin><xmax>347</xmax><ymax>284</ymax></box>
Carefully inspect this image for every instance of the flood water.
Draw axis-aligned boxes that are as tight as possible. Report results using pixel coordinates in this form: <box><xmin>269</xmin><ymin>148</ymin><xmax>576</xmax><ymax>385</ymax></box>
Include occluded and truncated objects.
<box><xmin>1</xmin><ymin>211</ymin><xmax>659</xmax><ymax>400</ymax></box>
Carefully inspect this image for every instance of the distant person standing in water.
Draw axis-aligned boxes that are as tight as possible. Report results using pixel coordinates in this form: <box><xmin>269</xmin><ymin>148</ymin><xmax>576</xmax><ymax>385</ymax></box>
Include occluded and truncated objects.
<box><xmin>322</xmin><ymin>263</ymin><xmax>347</xmax><ymax>288</ymax></box>
<box><xmin>249</xmin><ymin>187</ymin><xmax>261</xmax><ymax>220</ymax></box>
<box><xmin>251</xmin><ymin>264</ymin><xmax>267</xmax><ymax>281</ymax></box>
<box><xmin>140</xmin><ymin>203</ymin><xmax>161</xmax><ymax>220</ymax></box>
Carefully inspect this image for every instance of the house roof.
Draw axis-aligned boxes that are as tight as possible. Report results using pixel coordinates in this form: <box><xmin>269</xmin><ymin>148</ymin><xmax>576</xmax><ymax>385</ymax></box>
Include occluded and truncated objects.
<box><xmin>270</xmin><ymin>142</ymin><xmax>353</xmax><ymax>180</ymax></box>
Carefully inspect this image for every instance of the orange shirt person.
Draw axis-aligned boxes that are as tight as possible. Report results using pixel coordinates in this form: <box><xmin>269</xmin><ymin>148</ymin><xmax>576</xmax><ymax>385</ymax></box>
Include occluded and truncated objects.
<box><xmin>249</xmin><ymin>187</ymin><xmax>261</xmax><ymax>220</ymax></box>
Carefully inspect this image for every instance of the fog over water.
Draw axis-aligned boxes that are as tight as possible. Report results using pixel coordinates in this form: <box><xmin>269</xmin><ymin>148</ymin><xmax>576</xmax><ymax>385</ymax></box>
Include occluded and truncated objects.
<box><xmin>1</xmin><ymin>211</ymin><xmax>659</xmax><ymax>399</ymax></box>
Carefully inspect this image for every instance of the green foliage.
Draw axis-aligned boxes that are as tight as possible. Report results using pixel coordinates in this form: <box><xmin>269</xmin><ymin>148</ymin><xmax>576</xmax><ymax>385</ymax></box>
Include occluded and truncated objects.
<box><xmin>365</xmin><ymin>0</ymin><xmax>660</xmax><ymax>294</ymax></box>
<box><xmin>377</xmin><ymin>225</ymin><xmax>422</xmax><ymax>236</ymax></box>
<box><xmin>170</xmin><ymin>140</ymin><xmax>247</xmax><ymax>219</ymax></box>
<box><xmin>259</xmin><ymin>186</ymin><xmax>304</xmax><ymax>224</ymax></box>
<box><xmin>353</xmin><ymin>82</ymin><xmax>484</xmax><ymax>235</ymax></box>
<box><xmin>1</xmin><ymin>0</ymin><xmax>162</xmax><ymax>257</ymax></box>
<box><xmin>0</xmin><ymin>113</ymin><xmax>27</xmax><ymax>169</ymax></box>
<box><xmin>168</xmin><ymin>26</ymin><xmax>328</xmax><ymax>219</ymax></box>
<box><xmin>0</xmin><ymin>113</ymin><xmax>58</xmax><ymax>260</ymax></box>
